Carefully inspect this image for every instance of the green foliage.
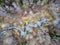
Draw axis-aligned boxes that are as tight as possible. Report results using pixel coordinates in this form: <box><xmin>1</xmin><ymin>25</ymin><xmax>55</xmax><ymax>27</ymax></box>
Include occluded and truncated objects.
<box><xmin>56</xmin><ymin>35</ymin><xmax>60</xmax><ymax>37</ymax></box>
<box><xmin>19</xmin><ymin>0</ymin><xmax>23</xmax><ymax>8</ymax></box>
<box><xmin>49</xmin><ymin>30</ymin><xmax>56</xmax><ymax>39</ymax></box>
<box><xmin>8</xmin><ymin>0</ymin><xmax>14</xmax><ymax>5</ymax></box>
<box><xmin>43</xmin><ymin>0</ymin><xmax>48</xmax><ymax>3</ymax></box>
<box><xmin>21</xmin><ymin>42</ymin><xmax>26</xmax><ymax>45</ymax></box>
<box><xmin>0</xmin><ymin>0</ymin><xmax>2</xmax><ymax>5</ymax></box>
<box><xmin>33</xmin><ymin>0</ymin><xmax>38</xmax><ymax>4</ymax></box>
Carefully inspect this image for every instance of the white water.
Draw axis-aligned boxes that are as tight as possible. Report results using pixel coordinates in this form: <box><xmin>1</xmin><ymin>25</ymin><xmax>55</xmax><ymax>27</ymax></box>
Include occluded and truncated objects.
<box><xmin>0</xmin><ymin>18</ymin><xmax>49</xmax><ymax>37</ymax></box>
